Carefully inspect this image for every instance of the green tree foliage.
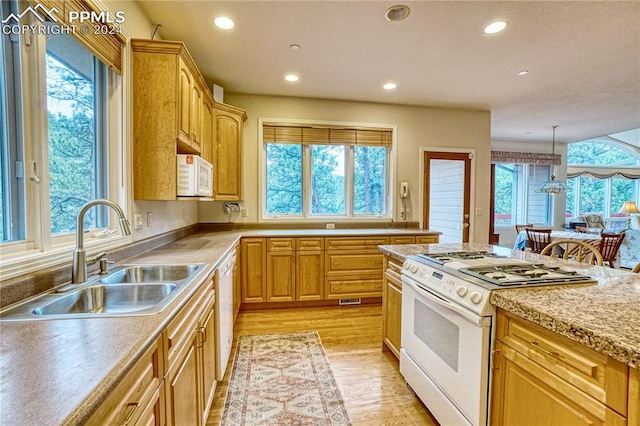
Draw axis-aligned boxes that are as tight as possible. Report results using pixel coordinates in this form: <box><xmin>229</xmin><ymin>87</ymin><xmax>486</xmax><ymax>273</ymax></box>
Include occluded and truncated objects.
<box><xmin>265</xmin><ymin>143</ymin><xmax>302</xmax><ymax>214</ymax></box>
<box><xmin>265</xmin><ymin>143</ymin><xmax>388</xmax><ymax>216</ymax></box>
<box><xmin>46</xmin><ymin>54</ymin><xmax>97</xmax><ymax>234</ymax></box>
<box><xmin>311</xmin><ymin>145</ymin><xmax>344</xmax><ymax>214</ymax></box>
<box><xmin>354</xmin><ymin>146</ymin><xmax>386</xmax><ymax>214</ymax></box>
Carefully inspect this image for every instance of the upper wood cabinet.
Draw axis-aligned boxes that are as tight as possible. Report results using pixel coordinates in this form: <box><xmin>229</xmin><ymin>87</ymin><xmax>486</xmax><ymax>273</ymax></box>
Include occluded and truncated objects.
<box><xmin>131</xmin><ymin>39</ymin><xmax>212</xmax><ymax>200</ymax></box>
<box><xmin>213</xmin><ymin>103</ymin><xmax>246</xmax><ymax>201</ymax></box>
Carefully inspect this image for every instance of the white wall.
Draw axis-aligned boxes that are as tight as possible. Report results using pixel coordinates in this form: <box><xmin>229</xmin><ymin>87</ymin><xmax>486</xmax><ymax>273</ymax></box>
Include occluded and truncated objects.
<box><xmin>491</xmin><ymin>138</ymin><xmax>568</xmax><ymax>248</ymax></box>
<box><xmin>106</xmin><ymin>1</ymin><xmax>199</xmax><ymax>242</ymax></box>
<box><xmin>199</xmin><ymin>94</ymin><xmax>492</xmax><ymax>243</ymax></box>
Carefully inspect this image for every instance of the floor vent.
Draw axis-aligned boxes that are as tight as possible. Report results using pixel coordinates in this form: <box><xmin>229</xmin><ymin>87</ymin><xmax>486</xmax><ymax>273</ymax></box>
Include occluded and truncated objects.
<box><xmin>339</xmin><ymin>298</ymin><xmax>361</xmax><ymax>305</ymax></box>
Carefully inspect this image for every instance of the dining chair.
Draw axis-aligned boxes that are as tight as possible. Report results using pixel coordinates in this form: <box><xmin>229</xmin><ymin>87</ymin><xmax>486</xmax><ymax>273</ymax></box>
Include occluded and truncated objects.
<box><xmin>540</xmin><ymin>239</ymin><xmax>604</xmax><ymax>266</ymax></box>
<box><xmin>525</xmin><ymin>229</ymin><xmax>552</xmax><ymax>254</ymax></box>
<box><xmin>582</xmin><ymin>214</ymin><xmax>606</xmax><ymax>230</ymax></box>
<box><xmin>515</xmin><ymin>224</ymin><xmax>534</xmax><ymax>233</ymax></box>
<box><xmin>598</xmin><ymin>233</ymin><xmax>626</xmax><ymax>268</ymax></box>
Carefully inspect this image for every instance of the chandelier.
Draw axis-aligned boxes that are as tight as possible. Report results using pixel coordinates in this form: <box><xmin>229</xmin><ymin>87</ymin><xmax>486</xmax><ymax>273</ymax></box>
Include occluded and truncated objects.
<box><xmin>538</xmin><ymin>125</ymin><xmax>570</xmax><ymax>195</ymax></box>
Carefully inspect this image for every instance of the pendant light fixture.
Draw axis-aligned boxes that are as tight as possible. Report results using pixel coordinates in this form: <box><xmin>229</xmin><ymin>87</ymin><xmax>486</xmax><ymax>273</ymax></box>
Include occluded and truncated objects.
<box><xmin>538</xmin><ymin>125</ymin><xmax>570</xmax><ymax>195</ymax></box>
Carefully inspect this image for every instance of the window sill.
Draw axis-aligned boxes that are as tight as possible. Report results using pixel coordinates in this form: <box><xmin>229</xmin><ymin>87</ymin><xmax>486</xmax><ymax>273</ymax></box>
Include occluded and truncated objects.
<box><xmin>0</xmin><ymin>234</ymin><xmax>132</xmax><ymax>282</ymax></box>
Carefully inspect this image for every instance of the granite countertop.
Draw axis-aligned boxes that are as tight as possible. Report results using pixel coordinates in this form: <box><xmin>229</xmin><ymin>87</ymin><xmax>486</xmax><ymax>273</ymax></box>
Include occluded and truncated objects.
<box><xmin>0</xmin><ymin>228</ymin><xmax>439</xmax><ymax>426</ymax></box>
<box><xmin>379</xmin><ymin>242</ymin><xmax>640</xmax><ymax>368</ymax></box>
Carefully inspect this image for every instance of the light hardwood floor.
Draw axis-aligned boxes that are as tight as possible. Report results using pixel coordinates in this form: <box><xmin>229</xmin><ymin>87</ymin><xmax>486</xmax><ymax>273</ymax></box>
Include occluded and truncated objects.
<box><xmin>207</xmin><ymin>304</ymin><xmax>438</xmax><ymax>425</ymax></box>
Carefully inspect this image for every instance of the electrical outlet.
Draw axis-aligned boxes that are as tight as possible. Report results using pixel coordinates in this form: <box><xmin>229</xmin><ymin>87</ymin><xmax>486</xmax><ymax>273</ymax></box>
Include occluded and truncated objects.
<box><xmin>146</xmin><ymin>212</ymin><xmax>152</xmax><ymax>227</ymax></box>
<box><xmin>134</xmin><ymin>214</ymin><xmax>143</xmax><ymax>230</ymax></box>
<box><xmin>242</xmin><ymin>208</ymin><xmax>248</xmax><ymax>217</ymax></box>
<box><xmin>326</xmin><ymin>223</ymin><xmax>335</xmax><ymax>229</ymax></box>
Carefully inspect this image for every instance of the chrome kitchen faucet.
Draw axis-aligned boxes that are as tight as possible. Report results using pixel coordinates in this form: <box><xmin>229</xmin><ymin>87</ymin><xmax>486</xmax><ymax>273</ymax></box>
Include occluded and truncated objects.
<box><xmin>72</xmin><ymin>199</ymin><xmax>132</xmax><ymax>284</ymax></box>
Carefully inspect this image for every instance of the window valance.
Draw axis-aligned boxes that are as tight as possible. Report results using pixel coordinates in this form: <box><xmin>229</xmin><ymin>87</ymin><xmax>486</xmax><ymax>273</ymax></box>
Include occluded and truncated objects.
<box><xmin>567</xmin><ymin>166</ymin><xmax>640</xmax><ymax>179</ymax></box>
<box><xmin>37</xmin><ymin>0</ymin><xmax>126</xmax><ymax>74</ymax></box>
<box><xmin>263</xmin><ymin>124</ymin><xmax>392</xmax><ymax>147</ymax></box>
<box><xmin>491</xmin><ymin>151</ymin><xmax>561</xmax><ymax>166</ymax></box>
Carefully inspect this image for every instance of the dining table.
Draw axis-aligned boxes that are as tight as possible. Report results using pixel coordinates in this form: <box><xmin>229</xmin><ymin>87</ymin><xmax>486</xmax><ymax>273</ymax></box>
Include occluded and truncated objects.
<box><xmin>513</xmin><ymin>229</ymin><xmax>601</xmax><ymax>251</ymax></box>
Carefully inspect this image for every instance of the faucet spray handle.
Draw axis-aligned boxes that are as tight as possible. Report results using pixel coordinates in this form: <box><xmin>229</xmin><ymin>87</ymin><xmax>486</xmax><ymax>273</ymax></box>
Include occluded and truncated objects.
<box><xmin>88</xmin><ymin>252</ymin><xmax>107</xmax><ymax>265</ymax></box>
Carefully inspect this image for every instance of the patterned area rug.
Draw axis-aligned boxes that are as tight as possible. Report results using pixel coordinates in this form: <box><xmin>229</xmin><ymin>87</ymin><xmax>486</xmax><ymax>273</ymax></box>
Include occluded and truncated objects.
<box><xmin>221</xmin><ymin>331</ymin><xmax>351</xmax><ymax>425</ymax></box>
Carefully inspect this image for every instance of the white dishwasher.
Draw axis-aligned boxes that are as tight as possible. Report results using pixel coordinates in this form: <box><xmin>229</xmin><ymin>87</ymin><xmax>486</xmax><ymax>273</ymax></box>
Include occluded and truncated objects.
<box><xmin>215</xmin><ymin>252</ymin><xmax>234</xmax><ymax>380</ymax></box>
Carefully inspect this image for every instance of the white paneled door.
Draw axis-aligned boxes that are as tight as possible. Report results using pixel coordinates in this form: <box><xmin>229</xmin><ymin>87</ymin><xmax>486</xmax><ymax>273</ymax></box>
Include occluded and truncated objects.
<box><xmin>423</xmin><ymin>151</ymin><xmax>472</xmax><ymax>243</ymax></box>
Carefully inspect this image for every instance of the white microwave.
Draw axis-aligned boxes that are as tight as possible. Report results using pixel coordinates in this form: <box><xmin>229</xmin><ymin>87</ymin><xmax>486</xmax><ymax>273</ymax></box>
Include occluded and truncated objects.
<box><xmin>177</xmin><ymin>154</ymin><xmax>214</xmax><ymax>197</ymax></box>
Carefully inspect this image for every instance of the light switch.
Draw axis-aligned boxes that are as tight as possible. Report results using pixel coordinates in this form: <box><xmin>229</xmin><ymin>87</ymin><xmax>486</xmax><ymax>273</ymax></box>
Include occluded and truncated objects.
<box><xmin>134</xmin><ymin>214</ymin><xmax>143</xmax><ymax>230</ymax></box>
<box><xmin>146</xmin><ymin>212</ymin><xmax>153</xmax><ymax>227</ymax></box>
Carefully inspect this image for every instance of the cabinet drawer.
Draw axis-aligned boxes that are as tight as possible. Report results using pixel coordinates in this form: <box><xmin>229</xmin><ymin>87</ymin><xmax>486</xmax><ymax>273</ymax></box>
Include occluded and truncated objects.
<box><xmin>165</xmin><ymin>277</ymin><xmax>215</xmax><ymax>370</ymax></box>
<box><xmin>326</xmin><ymin>236</ymin><xmax>389</xmax><ymax>251</ymax></box>
<box><xmin>86</xmin><ymin>338</ymin><xmax>163</xmax><ymax>425</ymax></box>
<box><xmin>325</xmin><ymin>276</ymin><xmax>383</xmax><ymax>298</ymax></box>
<box><xmin>296</xmin><ymin>237</ymin><xmax>324</xmax><ymax>251</ymax></box>
<box><xmin>267</xmin><ymin>238</ymin><xmax>294</xmax><ymax>252</ymax></box>
<box><xmin>497</xmin><ymin>310</ymin><xmax>628</xmax><ymax>415</ymax></box>
<box><xmin>416</xmin><ymin>235</ymin><xmax>439</xmax><ymax>244</ymax></box>
<box><xmin>390</xmin><ymin>236</ymin><xmax>415</xmax><ymax>245</ymax></box>
<box><xmin>325</xmin><ymin>252</ymin><xmax>384</xmax><ymax>275</ymax></box>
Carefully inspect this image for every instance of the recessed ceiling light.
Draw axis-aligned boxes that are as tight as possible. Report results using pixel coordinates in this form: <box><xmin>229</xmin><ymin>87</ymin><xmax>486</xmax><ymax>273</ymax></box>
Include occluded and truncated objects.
<box><xmin>214</xmin><ymin>16</ymin><xmax>235</xmax><ymax>30</ymax></box>
<box><xmin>385</xmin><ymin>5</ymin><xmax>411</xmax><ymax>22</ymax></box>
<box><xmin>284</xmin><ymin>73</ymin><xmax>299</xmax><ymax>83</ymax></box>
<box><xmin>290</xmin><ymin>44</ymin><xmax>301</xmax><ymax>51</ymax></box>
<box><xmin>484</xmin><ymin>20</ymin><xmax>508</xmax><ymax>34</ymax></box>
<box><xmin>518</xmin><ymin>70</ymin><xmax>529</xmax><ymax>76</ymax></box>
<box><xmin>383</xmin><ymin>82</ymin><xmax>397</xmax><ymax>90</ymax></box>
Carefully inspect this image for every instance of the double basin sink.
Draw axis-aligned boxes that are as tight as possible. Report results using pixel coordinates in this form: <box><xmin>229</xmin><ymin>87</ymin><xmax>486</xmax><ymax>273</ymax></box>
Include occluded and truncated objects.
<box><xmin>1</xmin><ymin>264</ymin><xmax>205</xmax><ymax>321</ymax></box>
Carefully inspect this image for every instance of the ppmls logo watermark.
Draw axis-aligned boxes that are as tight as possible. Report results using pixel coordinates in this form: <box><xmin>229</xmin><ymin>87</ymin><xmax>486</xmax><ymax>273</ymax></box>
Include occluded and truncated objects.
<box><xmin>2</xmin><ymin>2</ymin><xmax>125</xmax><ymax>36</ymax></box>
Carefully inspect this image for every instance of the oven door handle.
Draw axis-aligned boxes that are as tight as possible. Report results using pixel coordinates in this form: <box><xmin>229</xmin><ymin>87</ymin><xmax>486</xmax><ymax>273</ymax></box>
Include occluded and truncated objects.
<box><xmin>402</xmin><ymin>277</ymin><xmax>487</xmax><ymax>326</ymax></box>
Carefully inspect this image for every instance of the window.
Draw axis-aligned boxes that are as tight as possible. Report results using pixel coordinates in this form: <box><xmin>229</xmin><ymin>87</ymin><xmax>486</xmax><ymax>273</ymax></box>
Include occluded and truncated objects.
<box><xmin>494</xmin><ymin>163</ymin><xmax>551</xmax><ymax>226</ymax></box>
<box><xmin>0</xmin><ymin>0</ymin><xmax>127</xmax><ymax>280</ymax></box>
<box><xmin>1</xmin><ymin>0</ymin><xmax>25</xmax><ymax>243</ymax></box>
<box><xmin>566</xmin><ymin>139</ymin><xmax>640</xmax><ymax>229</ymax></box>
<box><xmin>46</xmin><ymin>34</ymin><xmax>108</xmax><ymax>235</ymax></box>
<box><xmin>262</xmin><ymin>123</ymin><xmax>392</xmax><ymax>220</ymax></box>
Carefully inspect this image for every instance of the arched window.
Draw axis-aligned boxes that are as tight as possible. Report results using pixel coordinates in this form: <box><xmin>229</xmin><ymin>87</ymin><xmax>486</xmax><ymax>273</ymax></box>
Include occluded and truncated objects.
<box><xmin>567</xmin><ymin>138</ymin><xmax>640</xmax><ymax>229</ymax></box>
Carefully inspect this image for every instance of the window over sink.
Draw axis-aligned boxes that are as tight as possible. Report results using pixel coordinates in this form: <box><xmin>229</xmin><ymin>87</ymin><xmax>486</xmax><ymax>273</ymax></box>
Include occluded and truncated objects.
<box><xmin>0</xmin><ymin>0</ymin><xmax>129</xmax><ymax>280</ymax></box>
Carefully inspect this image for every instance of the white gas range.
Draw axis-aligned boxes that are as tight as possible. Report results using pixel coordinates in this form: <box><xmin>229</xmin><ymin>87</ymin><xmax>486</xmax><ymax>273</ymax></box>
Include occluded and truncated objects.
<box><xmin>400</xmin><ymin>251</ymin><xmax>596</xmax><ymax>426</ymax></box>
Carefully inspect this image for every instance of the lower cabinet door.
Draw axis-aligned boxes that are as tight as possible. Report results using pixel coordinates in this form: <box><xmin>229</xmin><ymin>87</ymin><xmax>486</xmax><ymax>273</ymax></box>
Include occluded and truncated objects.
<box><xmin>296</xmin><ymin>251</ymin><xmax>324</xmax><ymax>300</ymax></box>
<box><xmin>382</xmin><ymin>277</ymin><xmax>402</xmax><ymax>358</ymax></box>
<box><xmin>167</xmin><ymin>341</ymin><xmax>200</xmax><ymax>426</ymax></box>
<box><xmin>136</xmin><ymin>385</ymin><xmax>165</xmax><ymax>426</ymax></box>
<box><xmin>266</xmin><ymin>251</ymin><xmax>295</xmax><ymax>302</ymax></box>
<box><xmin>200</xmin><ymin>308</ymin><xmax>217</xmax><ymax>424</ymax></box>
<box><xmin>491</xmin><ymin>341</ymin><xmax>626</xmax><ymax>426</ymax></box>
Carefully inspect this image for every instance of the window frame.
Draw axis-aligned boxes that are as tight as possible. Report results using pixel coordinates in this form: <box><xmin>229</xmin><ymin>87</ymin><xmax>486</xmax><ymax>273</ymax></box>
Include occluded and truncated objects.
<box><xmin>0</xmin><ymin>15</ymin><xmax>131</xmax><ymax>281</ymax></box>
<box><xmin>258</xmin><ymin>118</ymin><xmax>396</xmax><ymax>222</ymax></box>
<box><xmin>493</xmin><ymin>162</ymin><xmax>552</xmax><ymax>228</ymax></box>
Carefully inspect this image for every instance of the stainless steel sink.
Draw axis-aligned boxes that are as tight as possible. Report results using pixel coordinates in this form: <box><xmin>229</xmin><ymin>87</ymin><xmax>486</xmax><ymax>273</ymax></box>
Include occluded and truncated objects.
<box><xmin>100</xmin><ymin>264</ymin><xmax>200</xmax><ymax>284</ymax></box>
<box><xmin>32</xmin><ymin>284</ymin><xmax>177</xmax><ymax>316</ymax></box>
<box><xmin>0</xmin><ymin>263</ymin><xmax>206</xmax><ymax>321</ymax></box>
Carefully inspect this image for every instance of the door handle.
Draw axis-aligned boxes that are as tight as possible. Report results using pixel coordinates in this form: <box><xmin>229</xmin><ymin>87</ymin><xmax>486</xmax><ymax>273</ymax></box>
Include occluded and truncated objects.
<box><xmin>463</xmin><ymin>223</ymin><xmax>470</xmax><ymax>228</ymax></box>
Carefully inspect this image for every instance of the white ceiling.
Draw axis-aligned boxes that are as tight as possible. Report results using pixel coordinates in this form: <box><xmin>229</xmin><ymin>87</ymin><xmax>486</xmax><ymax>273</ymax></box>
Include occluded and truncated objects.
<box><xmin>136</xmin><ymin>0</ymin><xmax>640</xmax><ymax>146</ymax></box>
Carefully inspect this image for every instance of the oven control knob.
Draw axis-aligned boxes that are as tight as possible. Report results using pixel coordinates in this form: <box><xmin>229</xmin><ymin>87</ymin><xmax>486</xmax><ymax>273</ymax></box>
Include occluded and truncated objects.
<box><xmin>403</xmin><ymin>262</ymin><xmax>411</xmax><ymax>270</ymax></box>
<box><xmin>470</xmin><ymin>292</ymin><xmax>483</xmax><ymax>304</ymax></box>
<box><xmin>456</xmin><ymin>286</ymin><xmax>468</xmax><ymax>297</ymax></box>
<box><xmin>410</xmin><ymin>264</ymin><xmax>419</xmax><ymax>273</ymax></box>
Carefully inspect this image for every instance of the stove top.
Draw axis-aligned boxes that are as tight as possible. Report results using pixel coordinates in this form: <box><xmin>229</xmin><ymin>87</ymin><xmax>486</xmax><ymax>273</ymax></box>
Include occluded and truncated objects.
<box><xmin>417</xmin><ymin>251</ymin><xmax>505</xmax><ymax>265</ymax></box>
<box><xmin>459</xmin><ymin>263</ymin><xmax>597</xmax><ymax>286</ymax></box>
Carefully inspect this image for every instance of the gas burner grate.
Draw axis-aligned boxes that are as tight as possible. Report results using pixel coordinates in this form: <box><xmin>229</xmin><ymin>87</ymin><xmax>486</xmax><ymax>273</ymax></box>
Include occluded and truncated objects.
<box><xmin>417</xmin><ymin>251</ymin><xmax>506</xmax><ymax>265</ymax></box>
<box><xmin>459</xmin><ymin>263</ymin><xmax>596</xmax><ymax>286</ymax></box>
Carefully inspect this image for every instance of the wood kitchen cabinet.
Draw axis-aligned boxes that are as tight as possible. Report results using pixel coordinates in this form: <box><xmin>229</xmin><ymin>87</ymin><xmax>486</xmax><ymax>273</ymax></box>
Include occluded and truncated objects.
<box><xmin>324</xmin><ymin>237</ymin><xmax>388</xmax><ymax>299</ymax></box>
<box><xmin>165</xmin><ymin>273</ymin><xmax>216</xmax><ymax>425</ymax></box>
<box><xmin>213</xmin><ymin>103</ymin><xmax>247</xmax><ymax>201</ymax></box>
<box><xmin>491</xmin><ymin>309</ymin><xmax>629</xmax><ymax>426</ymax></box>
<box><xmin>241</xmin><ymin>238</ymin><xmax>267</xmax><ymax>303</ymax></box>
<box><xmin>131</xmin><ymin>39</ymin><xmax>213</xmax><ymax>200</ymax></box>
<box><xmin>86</xmin><ymin>337</ymin><xmax>165</xmax><ymax>425</ymax></box>
<box><xmin>382</xmin><ymin>255</ymin><xmax>403</xmax><ymax>359</ymax></box>
<box><xmin>266</xmin><ymin>238</ymin><xmax>296</xmax><ymax>302</ymax></box>
<box><xmin>296</xmin><ymin>238</ymin><xmax>325</xmax><ymax>300</ymax></box>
